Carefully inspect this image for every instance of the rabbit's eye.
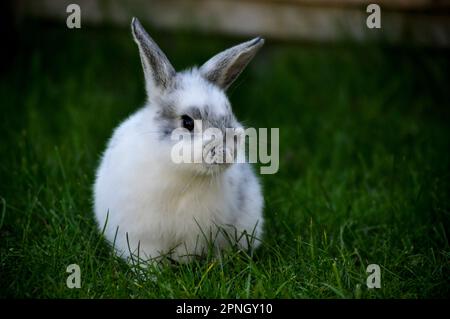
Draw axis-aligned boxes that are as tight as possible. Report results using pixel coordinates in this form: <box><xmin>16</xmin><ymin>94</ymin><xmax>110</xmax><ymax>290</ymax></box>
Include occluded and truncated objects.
<box><xmin>181</xmin><ymin>115</ymin><xmax>194</xmax><ymax>131</ymax></box>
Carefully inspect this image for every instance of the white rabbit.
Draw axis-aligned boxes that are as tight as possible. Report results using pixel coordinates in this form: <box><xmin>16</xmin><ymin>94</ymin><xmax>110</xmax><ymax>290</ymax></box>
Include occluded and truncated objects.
<box><xmin>93</xmin><ymin>17</ymin><xmax>264</xmax><ymax>263</ymax></box>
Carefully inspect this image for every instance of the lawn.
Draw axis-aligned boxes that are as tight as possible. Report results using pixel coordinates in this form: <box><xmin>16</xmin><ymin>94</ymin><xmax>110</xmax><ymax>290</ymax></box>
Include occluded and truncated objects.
<box><xmin>0</xmin><ymin>21</ymin><xmax>449</xmax><ymax>298</ymax></box>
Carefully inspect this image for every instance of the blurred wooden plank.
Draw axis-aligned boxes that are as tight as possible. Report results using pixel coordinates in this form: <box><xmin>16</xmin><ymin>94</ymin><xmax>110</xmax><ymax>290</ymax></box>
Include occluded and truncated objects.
<box><xmin>15</xmin><ymin>0</ymin><xmax>450</xmax><ymax>47</ymax></box>
<box><xmin>226</xmin><ymin>0</ymin><xmax>450</xmax><ymax>10</ymax></box>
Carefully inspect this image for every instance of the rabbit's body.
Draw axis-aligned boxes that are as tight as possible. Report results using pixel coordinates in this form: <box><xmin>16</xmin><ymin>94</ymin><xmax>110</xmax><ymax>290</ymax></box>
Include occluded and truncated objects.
<box><xmin>94</xmin><ymin>18</ymin><xmax>264</xmax><ymax>262</ymax></box>
<box><xmin>95</xmin><ymin>106</ymin><xmax>263</xmax><ymax>262</ymax></box>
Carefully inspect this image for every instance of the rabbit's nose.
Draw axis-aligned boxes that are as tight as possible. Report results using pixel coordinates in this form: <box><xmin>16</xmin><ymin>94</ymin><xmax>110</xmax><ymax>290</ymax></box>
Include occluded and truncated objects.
<box><xmin>210</xmin><ymin>146</ymin><xmax>224</xmax><ymax>161</ymax></box>
<box><xmin>209</xmin><ymin>145</ymin><xmax>228</xmax><ymax>164</ymax></box>
<box><xmin>216</xmin><ymin>146</ymin><xmax>233</xmax><ymax>164</ymax></box>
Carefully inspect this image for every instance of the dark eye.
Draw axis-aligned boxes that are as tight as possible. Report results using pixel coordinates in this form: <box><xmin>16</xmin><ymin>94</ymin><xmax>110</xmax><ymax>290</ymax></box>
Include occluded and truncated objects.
<box><xmin>181</xmin><ymin>115</ymin><xmax>194</xmax><ymax>131</ymax></box>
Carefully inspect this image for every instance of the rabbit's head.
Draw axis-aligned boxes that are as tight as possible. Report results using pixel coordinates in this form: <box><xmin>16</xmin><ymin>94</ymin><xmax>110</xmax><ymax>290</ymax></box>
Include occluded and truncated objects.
<box><xmin>131</xmin><ymin>18</ymin><xmax>264</xmax><ymax>175</ymax></box>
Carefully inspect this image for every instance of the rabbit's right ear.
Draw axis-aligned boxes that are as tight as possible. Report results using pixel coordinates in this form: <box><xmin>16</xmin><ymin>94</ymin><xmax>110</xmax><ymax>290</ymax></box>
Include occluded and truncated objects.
<box><xmin>131</xmin><ymin>18</ymin><xmax>176</xmax><ymax>96</ymax></box>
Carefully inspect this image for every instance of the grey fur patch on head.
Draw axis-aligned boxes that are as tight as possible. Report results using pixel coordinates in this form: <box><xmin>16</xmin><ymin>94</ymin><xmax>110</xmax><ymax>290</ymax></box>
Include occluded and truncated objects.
<box><xmin>154</xmin><ymin>96</ymin><xmax>178</xmax><ymax>139</ymax></box>
<box><xmin>155</xmin><ymin>100</ymin><xmax>238</xmax><ymax>140</ymax></box>
<box><xmin>183</xmin><ymin>105</ymin><xmax>236</xmax><ymax>131</ymax></box>
<box><xmin>131</xmin><ymin>17</ymin><xmax>176</xmax><ymax>91</ymax></box>
<box><xmin>183</xmin><ymin>106</ymin><xmax>203</xmax><ymax>121</ymax></box>
<box><xmin>200</xmin><ymin>37</ymin><xmax>264</xmax><ymax>90</ymax></box>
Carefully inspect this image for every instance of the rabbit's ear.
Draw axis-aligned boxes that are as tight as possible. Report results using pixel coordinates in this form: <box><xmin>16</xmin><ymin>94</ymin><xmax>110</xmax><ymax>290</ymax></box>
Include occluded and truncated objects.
<box><xmin>131</xmin><ymin>18</ymin><xmax>176</xmax><ymax>95</ymax></box>
<box><xmin>200</xmin><ymin>37</ymin><xmax>264</xmax><ymax>90</ymax></box>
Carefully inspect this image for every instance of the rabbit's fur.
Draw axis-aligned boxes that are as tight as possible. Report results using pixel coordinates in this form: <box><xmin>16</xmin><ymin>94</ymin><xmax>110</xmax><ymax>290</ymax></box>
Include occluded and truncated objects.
<box><xmin>94</xmin><ymin>18</ymin><xmax>264</xmax><ymax>263</ymax></box>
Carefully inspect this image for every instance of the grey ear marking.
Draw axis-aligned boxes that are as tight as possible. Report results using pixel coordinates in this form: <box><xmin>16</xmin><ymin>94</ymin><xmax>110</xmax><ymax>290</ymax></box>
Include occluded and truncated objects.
<box><xmin>131</xmin><ymin>17</ymin><xmax>176</xmax><ymax>93</ymax></box>
<box><xmin>200</xmin><ymin>37</ymin><xmax>265</xmax><ymax>90</ymax></box>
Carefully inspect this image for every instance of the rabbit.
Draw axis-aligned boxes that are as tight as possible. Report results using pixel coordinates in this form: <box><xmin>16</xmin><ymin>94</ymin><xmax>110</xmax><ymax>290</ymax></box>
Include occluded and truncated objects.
<box><xmin>93</xmin><ymin>17</ymin><xmax>265</xmax><ymax>263</ymax></box>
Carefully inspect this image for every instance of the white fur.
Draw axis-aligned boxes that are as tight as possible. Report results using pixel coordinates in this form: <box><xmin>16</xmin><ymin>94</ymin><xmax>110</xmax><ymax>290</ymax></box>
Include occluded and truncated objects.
<box><xmin>94</xmin><ymin>73</ymin><xmax>264</xmax><ymax>263</ymax></box>
<box><xmin>93</xmin><ymin>19</ymin><xmax>264</xmax><ymax>263</ymax></box>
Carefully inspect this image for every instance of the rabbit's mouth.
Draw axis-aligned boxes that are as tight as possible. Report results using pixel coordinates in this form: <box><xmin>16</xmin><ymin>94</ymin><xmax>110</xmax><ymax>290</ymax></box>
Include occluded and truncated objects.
<box><xmin>203</xmin><ymin>163</ymin><xmax>231</xmax><ymax>175</ymax></box>
<box><xmin>190</xmin><ymin>161</ymin><xmax>232</xmax><ymax>176</ymax></box>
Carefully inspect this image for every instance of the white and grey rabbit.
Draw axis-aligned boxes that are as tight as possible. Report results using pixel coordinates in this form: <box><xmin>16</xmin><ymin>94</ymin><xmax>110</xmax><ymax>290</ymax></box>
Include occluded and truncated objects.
<box><xmin>94</xmin><ymin>18</ymin><xmax>264</xmax><ymax>263</ymax></box>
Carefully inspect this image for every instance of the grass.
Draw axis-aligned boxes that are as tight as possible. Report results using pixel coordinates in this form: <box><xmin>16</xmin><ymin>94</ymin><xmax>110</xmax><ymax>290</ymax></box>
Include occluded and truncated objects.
<box><xmin>0</xmin><ymin>21</ymin><xmax>449</xmax><ymax>298</ymax></box>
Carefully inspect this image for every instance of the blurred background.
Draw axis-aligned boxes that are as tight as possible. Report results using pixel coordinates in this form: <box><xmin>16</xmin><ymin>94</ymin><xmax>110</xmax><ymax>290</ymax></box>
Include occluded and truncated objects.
<box><xmin>0</xmin><ymin>0</ymin><xmax>449</xmax><ymax>298</ymax></box>
<box><xmin>6</xmin><ymin>0</ymin><xmax>450</xmax><ymax>45</ymax></box>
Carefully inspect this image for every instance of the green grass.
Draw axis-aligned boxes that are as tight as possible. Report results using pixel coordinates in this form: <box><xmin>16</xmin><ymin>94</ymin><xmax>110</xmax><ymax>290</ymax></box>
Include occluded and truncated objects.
<box><xmin>0</xmin><ymin>22</ymin><xmax>449</xmax><ymax>298</ymax></box>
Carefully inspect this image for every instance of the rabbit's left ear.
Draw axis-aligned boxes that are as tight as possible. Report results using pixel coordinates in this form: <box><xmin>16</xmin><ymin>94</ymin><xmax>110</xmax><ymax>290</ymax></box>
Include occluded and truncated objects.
<box><xmin>131</xmin><ymin>17</ymin><xmax>176</xmax><ymax>96</ymax></box>
<box><xmin>200</xmin><ymin>37</ymin><xmax>264</xmax><ymax>90</ymax></box>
